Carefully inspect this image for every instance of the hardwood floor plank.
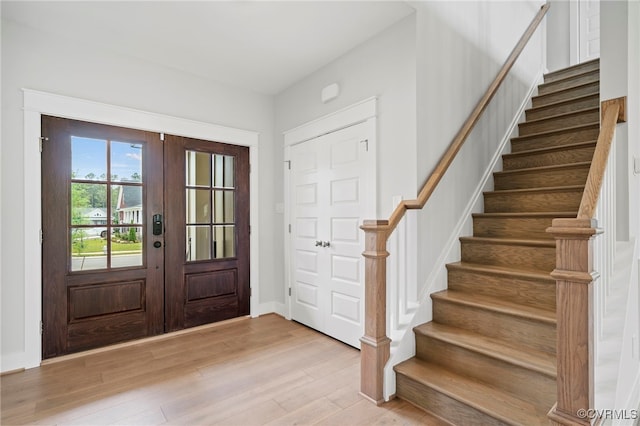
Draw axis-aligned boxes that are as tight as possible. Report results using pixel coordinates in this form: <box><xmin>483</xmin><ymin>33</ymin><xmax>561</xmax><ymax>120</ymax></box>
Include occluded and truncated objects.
<box><xmin>264</xmin><ymin>397</ymin><xmax>342</xmax><ymax>426</ymax></box>
<box><xmin>109</xmin><ymin>408</ymin><xmax>167</xmax><ymax>426</ymax></box>
<box><xmin>2</xmin><ymin>315</ymin><xmax>438</xmax><ymax>426</ymax></box>
<box><xmin>273</xmin><ymin>360</ymin><xmax>359</xmax><ymax>413</ymax></box>
<box><xmin>325</xmin><ymin>382</ymin><xmax>365</xmax><ymax>409</ymax></box>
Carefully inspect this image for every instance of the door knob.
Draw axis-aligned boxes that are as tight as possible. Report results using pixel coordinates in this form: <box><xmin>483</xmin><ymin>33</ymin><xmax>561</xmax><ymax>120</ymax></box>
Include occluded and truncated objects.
<box><xmin>322</xmin><ymin>241</ymin><xmax>331</xmax><ymax>248</ymax></box>
<box><xmin>315</xmin><ymin>241</ymin><xmax>323</xmax><ymax>247</ymax></box>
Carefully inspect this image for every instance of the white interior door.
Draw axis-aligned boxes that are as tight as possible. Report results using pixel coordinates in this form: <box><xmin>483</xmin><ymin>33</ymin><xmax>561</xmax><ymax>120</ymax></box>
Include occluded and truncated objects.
<box><xmin>579</xmin><ymin>0</ymin><xmax>600</xmax><ymax>62</ymax></box>
<box><xmin>290</xmin><ymin>122</ymin><xmax>369</xmax><ymax>347</ymax></box>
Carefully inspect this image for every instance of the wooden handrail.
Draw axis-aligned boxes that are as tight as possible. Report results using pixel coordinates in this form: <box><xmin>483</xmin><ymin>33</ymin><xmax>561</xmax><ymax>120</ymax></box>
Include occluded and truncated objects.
<box><xmin>577</xmin><ymin>96</ymin><xmax>627</xmax><ymax>219</ymax></box>
<box><xmin>359</xmin><ymin>3</ymin><xmax>550</xmax><ymax>405</ymax></box>
<box><xmin>386</xmin><ymin>3</ymin><xmax>550</xmax><ymax>232</ymax></box>
<box><xmin>547</xmin><ymin>97</ymin><xmax>627</xmax><ymax>426</ymax></box>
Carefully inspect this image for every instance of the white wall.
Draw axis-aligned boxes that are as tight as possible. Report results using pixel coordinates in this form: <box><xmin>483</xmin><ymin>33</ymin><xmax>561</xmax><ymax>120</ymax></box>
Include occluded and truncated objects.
<box><xmin>413</xmin><ymin>0</ymin><xmax>545</xmax><ymax>299</ymax></box>
<box><xmin>274</xmin><ymin>16</ymin><xmax>417</xmax><ymax>304</ymax></box>
<box><xmin>546</xmin><ymin>0</ymin><xmax>572</xmax><ymax>71</ymax></box>
<box><xmin>601</xmin><ymin>0</ymin><xmax>640</xmax><ymax>412</ymax></box>
<box><xmin>0</xmin><ymin>18</ymin><xmax>277</xmax><ymax>367</ymax></box>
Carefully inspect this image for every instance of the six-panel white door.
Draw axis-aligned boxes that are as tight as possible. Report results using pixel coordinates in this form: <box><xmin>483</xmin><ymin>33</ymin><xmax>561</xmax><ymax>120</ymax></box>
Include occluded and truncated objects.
<box><xmin>290</xmin><ymin>122</ymin><xmax>368</xmax><ymax>348</ymax></box>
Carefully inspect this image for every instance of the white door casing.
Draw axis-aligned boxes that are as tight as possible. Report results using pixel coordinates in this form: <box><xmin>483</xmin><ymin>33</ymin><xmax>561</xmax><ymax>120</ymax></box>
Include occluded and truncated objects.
<box><xmin>570</xmin><ymin>0</ymin><xmax>601</xmax><ymax>65</ymax></box>
<box><xmin>579</xmin><ymin>0</ymin><xmax>600</xmax><ymax>62</ymax></box>
<box><xmin>283</xmin><ymin>97</ymin><xmax>377</xmax><ymax>348</ymax></box>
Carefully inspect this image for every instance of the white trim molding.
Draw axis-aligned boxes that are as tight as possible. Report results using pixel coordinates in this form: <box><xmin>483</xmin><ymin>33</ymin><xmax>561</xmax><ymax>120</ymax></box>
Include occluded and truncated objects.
<box><xmin>18</xmin><ymin>89</ymin><xmax>260</xmax><ymax>371</ymax></box>
<box><xmin>283</xmin><ymin>97</ymin><xmax>377</xmax><ymax>147</ymax></box>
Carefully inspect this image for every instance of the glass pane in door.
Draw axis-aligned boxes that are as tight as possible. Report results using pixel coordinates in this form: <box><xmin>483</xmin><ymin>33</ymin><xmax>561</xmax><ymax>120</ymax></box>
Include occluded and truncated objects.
<box><xmin>70</xmin><ymin>136</ymin><xmax>145</xmax><ymax>271</ymax></box>
<box><xmin>71</xmin><ymin>137</ymin><xmax>106</xmax><ymax>180</ymax></box>
<box><xmin>111</xmin><ymin>142</ymin><xmax>143</xmax><ymax>182</ymax></box>
<box><xmin>185</xmin><ymin>151</ymin><xmax>237</xmax><ymax>261</ymax></box>
<box><xmin>186</xmin><ymin>225</ymin><xmax>211</xmax><ymax>261</ymax></box>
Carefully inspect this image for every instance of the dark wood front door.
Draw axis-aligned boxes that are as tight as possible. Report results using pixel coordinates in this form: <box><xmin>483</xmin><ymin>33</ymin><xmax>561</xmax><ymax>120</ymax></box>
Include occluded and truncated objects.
<box><xmin>164</xmin><ymin>135</ymin><xmax>250</xmax><ymax>331</ymax></box>
<box><xmin>41</xmin><ymin>116</ymin><xmax>250</xmax><ymax>358</ymax></box>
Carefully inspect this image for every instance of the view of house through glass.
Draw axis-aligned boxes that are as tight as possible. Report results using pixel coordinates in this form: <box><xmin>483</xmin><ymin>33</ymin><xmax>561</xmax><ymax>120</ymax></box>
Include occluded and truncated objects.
<box><xmin>185</xmin><ymin>151</ymin><xmax>236</xmax><ymax>261</ymax></box>
<box><xmin>70</xmin><ymin>136</ymin><xmax>144</xmax><ymax>271</ymax></box>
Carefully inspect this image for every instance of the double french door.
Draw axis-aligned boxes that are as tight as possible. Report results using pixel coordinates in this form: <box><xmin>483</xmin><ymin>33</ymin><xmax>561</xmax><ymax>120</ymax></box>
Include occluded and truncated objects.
<box><xmin>289</xmin><ymin>122</ymin><xmax>369</xmax><ymax>348</ymax></box>
<box><xmin>41</xmin><ymin>116</ymin><xmax>250</xmax><ymax>358</ymax></box>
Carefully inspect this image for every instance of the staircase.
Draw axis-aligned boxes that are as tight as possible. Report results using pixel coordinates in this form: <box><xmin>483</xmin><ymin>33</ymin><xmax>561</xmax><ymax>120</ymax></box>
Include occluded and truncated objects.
<box><xmin>394</xmin><ymin>59</ymin><xmax>601</xmax><ymax>425</ymax></box>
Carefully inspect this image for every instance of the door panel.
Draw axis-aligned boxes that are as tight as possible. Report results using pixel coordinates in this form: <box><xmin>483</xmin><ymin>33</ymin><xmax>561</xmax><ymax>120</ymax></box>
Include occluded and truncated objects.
<box><xmin>290</xmin><ymin>122</ymin><xmax>368</xmax><ymax>347</ymax></box>
<box><xmin>164</xmin><ymin>135</ymin><xmax>250</xmax><ymax>331</ymax></box>
<box><xmin>42</xmin><ymin>116</ymin><xmax>164</xmax><ymax>358</ymax></box>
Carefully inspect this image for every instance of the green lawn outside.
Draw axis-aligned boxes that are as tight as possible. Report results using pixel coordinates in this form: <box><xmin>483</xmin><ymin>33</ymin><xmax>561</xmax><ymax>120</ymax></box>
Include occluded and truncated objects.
<box><xmin>73</xmin><ymin>238</ymin><xmax>142</xmax><ymax>255</ymax></box>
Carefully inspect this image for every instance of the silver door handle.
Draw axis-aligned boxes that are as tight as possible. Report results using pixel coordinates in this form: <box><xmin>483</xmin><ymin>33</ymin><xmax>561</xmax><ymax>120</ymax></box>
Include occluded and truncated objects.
<box><xmin>322</xmin><ymin>241</ymin><xmax>331</xmax><ymax>248</ymax></box>
<box><xmin>315</xmin><ymin>241</ymin><xmax>323</xmax><ymax>247</ymax></box>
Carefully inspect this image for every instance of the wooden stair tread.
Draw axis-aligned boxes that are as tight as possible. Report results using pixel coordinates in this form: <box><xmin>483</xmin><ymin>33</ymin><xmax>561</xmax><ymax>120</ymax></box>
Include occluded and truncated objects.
<box><xmin>460</xmin><ymin>236</ymin><xmax>555</xmax><ymax>248</ymax></box>
<box><xmin>395</xmin><ymin>359</ymin><xmax>549</xmax><ymax>425</ymax></box>
<box><xmin>432</xmin><ymin>290</ymin><xmax>556</xmax><ymax>324</ymax></box>
<box><xmin>543</xmin><ymin>58</ymin><xmax>599</xmax><ymax>82</ymax></box>
<box><xmin>532</xmin><ymin>80</ymin><xmax>599</xmax><ymax>100</ymax></box>
<box><xmin>526</xmin><ymin>94</ymin><xmax>599</xmax><ymax>115</ymax></box>
<box><xmin>543</xmin><ymin>65</ymin><xmax>599</xmax><ymax>85</ymax></box>
<box><xmin>511</xmin><ymin>122</ymin><xmax>599</xmax><ymax>142</ymax></box>
<box><xmin>472</xmin><ymin>211</ymin><xmax>576</xmax><ymax>218</ymax></box>
<box><xmin>446</xmin><ymin>261</ymin><xmax>555</xmax><ymax>282</ymax></box>
<box><xmin>537</xmin><ymin>69</ymin><xmax>599</xmax><ymax>93</ymax></box>
<box><xmin>414</xmin><ymin>322</ymin><xmax>557</xmax><ymax>378</ymax></box>
<box><xmin>504</xmin><ymin>141</ymin><xmax>597</xmax><ymax>159</ymax></box>
<box><xmin>486</xmin><ymin>184</ymin><xmax>584</xmax><ymax>195</ymax></box>
<box><xmin>495</xmin><ymin>161</ymin><xmax>591</xmax><ymax>176</ymax></box>
<box><xmin>521</xmin><ymin>107</ymin><xmax>599</xmax><ymax>126</ymax></box>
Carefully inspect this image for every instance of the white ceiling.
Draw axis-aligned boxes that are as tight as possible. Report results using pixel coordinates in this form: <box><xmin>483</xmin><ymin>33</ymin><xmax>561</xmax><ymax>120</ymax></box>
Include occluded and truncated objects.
<box><xmin>2</xmin><ymin>1</ymin><xmax>416</xmax><ymax>95</ymax></box>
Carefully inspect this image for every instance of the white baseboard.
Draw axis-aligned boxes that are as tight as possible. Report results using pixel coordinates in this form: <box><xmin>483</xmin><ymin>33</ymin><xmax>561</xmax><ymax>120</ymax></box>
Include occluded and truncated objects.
<box><xmin>1</xmin><ymin>351</ymin><xmax>28</xmax><ymax>373</ymax></box>
<box><xmin>256</xmin><ymin>302</ymin><xmax>286</xmax><ymax>317</ymax></box>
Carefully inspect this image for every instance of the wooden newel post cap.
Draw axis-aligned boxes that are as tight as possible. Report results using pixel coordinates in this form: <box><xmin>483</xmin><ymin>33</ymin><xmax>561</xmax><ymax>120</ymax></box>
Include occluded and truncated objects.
<box><xmin>361</xmin><ymin>220</ymin><xmax>390</xmax><ymax>230</ymax></box>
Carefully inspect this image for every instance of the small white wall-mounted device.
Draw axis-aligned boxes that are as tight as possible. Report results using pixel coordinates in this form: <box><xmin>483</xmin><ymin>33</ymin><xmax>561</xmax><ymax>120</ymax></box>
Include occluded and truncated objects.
<box><xmin>321</xmin><ymin>83</ymin><xmax>340</xmax><ymax>103</ymax></box>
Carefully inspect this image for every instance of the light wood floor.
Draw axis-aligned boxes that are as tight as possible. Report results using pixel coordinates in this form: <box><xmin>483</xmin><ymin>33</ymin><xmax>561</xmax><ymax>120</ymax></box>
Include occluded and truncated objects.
<box><xmin>1</xmin><ymin>314</ymin><xmax>449</xmax><ymax>425</ymax></box>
